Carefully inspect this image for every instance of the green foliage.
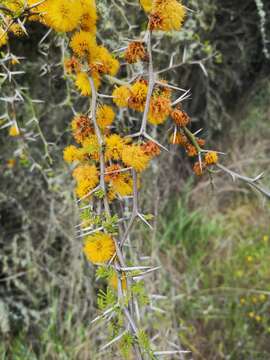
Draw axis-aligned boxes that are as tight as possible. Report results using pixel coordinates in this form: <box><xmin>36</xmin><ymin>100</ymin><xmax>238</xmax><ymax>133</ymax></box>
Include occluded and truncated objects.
<box><xmin>158</xmin><ymin>194</ymin><xmax>222</xmax><ymax>270</ymax></box>
<box><xmin>97</xmin><ymin>288</ymin><xmax>117</xmax><ymax>311</ymax></box>
<box><xmin>119</xmin><ymin>332</ymin><xmax>134</xmax><ymax>359</ymax></box>
<box><xmin>137</xmin><ymin>330</ymin><xmax>155</xmax><ymax>359</ymax></box>
<box><xmin>102</xmin><ymin>214</ymin><xmax>119</xmax><ymax>235</ymax></box>
<box><xmin>131</xmin><ymin>281</ymin><xmax>149</xmax><ymax>306</ymax></box>
<box><xmin>96</xmin><ymin>265</ymin><xmax>113</xmax><ymax>280</ymax></box>
<box><xmin>158</xmin><ymin>198</ymin><xmax>270</xmax><ymax>358</ymax></box>
<box><xmin>79</xmin><ymin>209</ymin><xmax>119</xmax><ymax>234</ymax></box>
<box><xmin>239</xmin><ymin>80</ymin><xmax>270</xmax><ymax>133</ymax></box>
<box><xmin>94</xmin><ymin>188</ymin><xmax>105</xmax><ymax>199</ymax></box>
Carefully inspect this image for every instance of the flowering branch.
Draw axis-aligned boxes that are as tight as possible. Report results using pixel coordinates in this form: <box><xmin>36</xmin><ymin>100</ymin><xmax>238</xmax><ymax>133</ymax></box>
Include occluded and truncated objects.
<box><xmin>2</xmin><ymin>0</ymin><xmax>270</xmax><ymax>358</ymax></box>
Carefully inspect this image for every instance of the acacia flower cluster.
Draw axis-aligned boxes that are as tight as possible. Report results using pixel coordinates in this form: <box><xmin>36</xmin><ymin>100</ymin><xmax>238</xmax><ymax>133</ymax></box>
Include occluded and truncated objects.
<box><xmin>2</xmin><ymin>0</ymin><xmax>270</xmax><ymax>358</ymax></box>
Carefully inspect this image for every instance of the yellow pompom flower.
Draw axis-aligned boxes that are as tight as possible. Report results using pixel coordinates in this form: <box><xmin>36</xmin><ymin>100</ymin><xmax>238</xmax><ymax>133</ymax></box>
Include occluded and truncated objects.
<box><xmin>91</xmin><ymin>46</ymin><xmax>120</xmax><ymax>76</ymax></box>
<box><xmin>111</xmin><ymin>175</ymin><xmax>133</xmax><ymax>197</ymax></box>
<box><xmin>129</xmin><ymin>80</ymin><xmax>148</xmax><ymax>112</ymax></box>
<box><xmin>105</xmin><ymin>134</ymin><xmax>127</xmax><ymax>161</ymax></box>
<box><xmin>105</xmin><ymin>165</ymin><xmax>134</xmax><ymax>197</ymax></box>
<box><xmin>63</xmin><ymin>145</ymin><xmax>82</xmax><ymax>163</ymax></box>
<box><xmin>73</xmin><ymin>164</ymin><xmax>99</xmax><ymax>183</ymax></box>
<box><xmin>45</xmin><ymin>0</ymin><xmax>83</xmax><ymax>32</ymax></box>
<box><xmin>70</xmin><ymin>30</ymin><xmax>97</xmax><ymax>59</ymax></box>
<box><xmin>122</xmin><ymin>145</ymin><xmax>150</xmax><ymax>172</ymax></box>
<box><xmin>27</xmin><ymin>0</ymin><xmax>49</xmax><ymax>22</ymax></box>
<box><xmin>140</xmin><ymin>0</ymin><xmax>153</xmax><ymax>12</ymax></box>
<box><xmin>80</xmin><ymin>0</ymin><xmax>97</xmax><ymax>33</ymax></box>
<box><xmin>150</xmin><ymin>0</ymin><xmax>186</xmax><ymax>32</ymax></box>
<box><xmin>96</xmin><ymin>105</ymin><xmax>115</xmax><ymax>129</ymax></box>
<box><xmin>9</xmin><ymin>125</ymin><xmax>20</xmax><ymax>137</ymax></box>
<box><xmin>148</xmin><ymin>95</ymin><xmax>171</xmax><ymax>125</ymax></box>
<box><xmin>0</xmin><ymin>27</ymin><xmax>8</xmax><ymax>48</ymax></box>
<box><xmin>204</xmin><ymin>151</ymin><xmax>218</xmax><ymax>165</ymax></box>
<box><xmin>75</xmin><ymin>72</ymin><xmax>101</xmax><ymax>96</ymax></box>
<box><xmin>83</xmin><ymin>232</ymin><xmax>116</xmax><ymax>264</ymax></box>
<box><xmin>72</xmin><ymin>164</ymin><xmax>99</xmax><ymax>198</ymax></box>
<box><xmin>75</xmin><ymin>72</ymin><xmax>91</xmax><ymax>96</ymax></box>
<box><xmin>112</xmin><ymin>85</ymin><xmax>131</xmax><ymax>108</ymax></box>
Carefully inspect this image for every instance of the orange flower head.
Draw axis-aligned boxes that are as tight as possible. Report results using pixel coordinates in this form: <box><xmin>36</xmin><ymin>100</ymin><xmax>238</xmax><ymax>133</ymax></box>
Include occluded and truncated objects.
<box><xmin>90</xmin><ymin>46</ymin><xmax>120</xmax><ymax>76</ymax></box>
<box><xmin>169</xmin><ymin>132</ymin><xmax>188</xmax><ymax>146</ymax></box>
<box><xmin>71</xmin><ymin>114</ymin><xmax>94</xmax><ymax>144</ymax></box>
<box><xmin>193</xmin><ymin>161</ymin><xmax>206</xmax><ymax>176</ymax></box>
<box><xmin>155</xmin><ymin>80</ymin><xmax>172</xmax><ymax>99</ymax></box>
<box><xmin>171</xmin><ymin>108</ymin><xmax>190</xmax><ymax>127</ymax></box>
<box><xmin>125</xmin><ymin>41</ymin><xmax>148</xmax><ymax>64</ymax></box>
<box><xmin>64</xmin><ymin>57</ymin><xmax>81</xmax><ymax>74</ymax></box>
<box><xmin>186</xmin><ymin>144</ymin><xmax>198</xmax><ymax>157</ymax></box>
<box><xmin>149</xmin><ymin>12</ymin><xmax>164</xmax><ymax>31</ymax></box>
<box><xmin>169</xmin><ymin>131</ymin><xmax>188</xmax><ymax>146</ymax></box>
<box><xmin>197</xmin><ymin>138</ymin><xmax>206</xmax><ymax>147</ymax></box>
<box><xmin>105</xmin><ymin>164</ymin><xmax>122</xmax><ymax>182</ymax></box>
<box><xmin>141</xmin><ymin>141</ymin><xmax>161</xmax><ymax>157</ymax></box>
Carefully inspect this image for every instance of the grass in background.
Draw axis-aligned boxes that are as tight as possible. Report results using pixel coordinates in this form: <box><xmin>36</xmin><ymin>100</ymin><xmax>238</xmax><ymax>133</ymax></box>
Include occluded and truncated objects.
<box><xmin>157</xmin><ymin>196</ymin><xmax>270</xmax><ymax>359</ymax></box>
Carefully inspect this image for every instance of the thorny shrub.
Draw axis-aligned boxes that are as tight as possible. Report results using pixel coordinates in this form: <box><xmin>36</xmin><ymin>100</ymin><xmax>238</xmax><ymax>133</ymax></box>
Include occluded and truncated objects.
<box><xmin>1</xmin><ymin>0</ymin><xmax>270</xmax><ymax>358</ymax></box>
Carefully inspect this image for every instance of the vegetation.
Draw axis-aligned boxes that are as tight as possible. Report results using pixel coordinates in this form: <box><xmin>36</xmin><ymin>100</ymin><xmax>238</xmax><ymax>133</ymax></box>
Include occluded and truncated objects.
<box><xmin>0</xmin><ymin>0</ymin><xmax>270</xmax><ymax>359</ymax></box>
